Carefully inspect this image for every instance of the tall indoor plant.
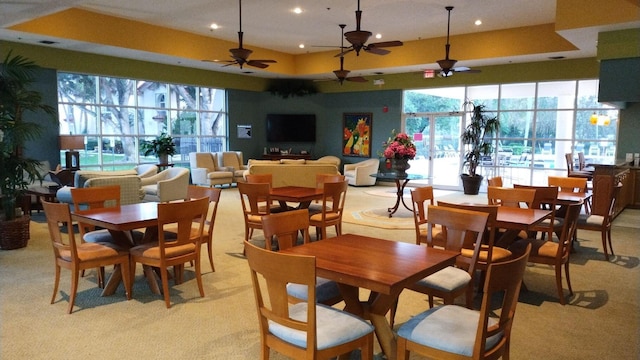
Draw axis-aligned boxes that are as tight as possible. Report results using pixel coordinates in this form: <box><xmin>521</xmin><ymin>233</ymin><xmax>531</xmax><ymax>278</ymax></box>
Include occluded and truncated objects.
<box><xmin>460</xmin><ymin>100</ymin><xmax>500</xmax><ymax>195</ymax></box>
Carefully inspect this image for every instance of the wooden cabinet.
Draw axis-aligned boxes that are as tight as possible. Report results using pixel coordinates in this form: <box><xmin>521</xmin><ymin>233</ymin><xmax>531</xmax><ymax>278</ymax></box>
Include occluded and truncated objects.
<box><xmin>631</xmin><ymin>168</ymin><xmax>640</xmax><ymax>209</ymax></box>
<box><xmin>591</xmin><ymin>163</ymin><xmax>632</xmax><ymax>218</ymax></box>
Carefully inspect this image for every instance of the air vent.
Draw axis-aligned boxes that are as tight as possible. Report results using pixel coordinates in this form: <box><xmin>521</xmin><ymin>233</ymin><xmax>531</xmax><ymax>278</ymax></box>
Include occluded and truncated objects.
<box><xmin>548</xmin><ymin>56</ymin><xmax>565</xmax><ymax>60</ymax></box>
<box><xmin>38</xmin><ymin>40</ymin><xmax>58</xmax><ymax>45</ymax></box>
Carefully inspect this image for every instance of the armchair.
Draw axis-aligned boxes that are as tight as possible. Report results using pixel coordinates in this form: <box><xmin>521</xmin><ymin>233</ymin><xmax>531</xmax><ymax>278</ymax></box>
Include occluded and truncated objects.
<box><xmin>134</xmin><ymin>164</ymin><xmax>158</xmax><ymax>178</ymax></box>
<box><xmin>140</xmin><ymin>167</ymin><xmax>190</xmax><ymax>202</ymax></box>
<box><xmin>344</xmin><ymin>158</ymin><xmax>380</xmax><ymax>186</ymax></box>
<box><xmin>219</xmin><ymin>151</ymin><xmax>247</xmax><ymax>184</ymax></box>
<box><xmin>189</xmin><ymin>152</ymin><xmax>234</xmax><ymax>187</ymax></box>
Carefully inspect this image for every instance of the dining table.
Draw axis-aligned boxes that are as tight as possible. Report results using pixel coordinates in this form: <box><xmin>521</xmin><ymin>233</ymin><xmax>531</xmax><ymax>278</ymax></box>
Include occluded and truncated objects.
<box><xmin>71</xmin><ymin>202</ymin><xmax>161</xmax><ymax>296</ymax></box>
<box><xmin>280</xmin><ymin>233</ymin><xmax>458</xmax><ymax>359</ymax></box>
<box><xmin>269</xmin><ymin>186</ymin><xmax>323</xmax><ymax>210</ymax></box>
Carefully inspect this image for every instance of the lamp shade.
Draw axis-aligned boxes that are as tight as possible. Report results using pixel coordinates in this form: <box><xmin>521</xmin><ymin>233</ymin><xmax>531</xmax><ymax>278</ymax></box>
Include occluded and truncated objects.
<box><xmin>59</xmin><ymin>135</ymin><xmax>85</xmax><ymax>150</ymax></box>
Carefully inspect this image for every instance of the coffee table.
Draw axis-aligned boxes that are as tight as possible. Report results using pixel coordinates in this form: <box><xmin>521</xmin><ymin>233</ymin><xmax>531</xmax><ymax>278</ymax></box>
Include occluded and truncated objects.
<box><xmin>22</xmin><ymin>186</ymin><xmax>59</xmax><ymax>215</ymax></box>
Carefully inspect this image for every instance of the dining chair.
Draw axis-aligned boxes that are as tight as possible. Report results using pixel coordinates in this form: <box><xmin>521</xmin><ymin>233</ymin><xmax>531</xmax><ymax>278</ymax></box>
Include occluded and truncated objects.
<box><xmin>129</xmin><ymin>197</ymin><xmax>209</xmax><ymax>308</ymax></box>
<box><xmin>487</xmin><ymin>176</ymin><xmax>503</xmax><ymax>187</ymax></box>
<box><xmin>508</xmin><ymin>203</ymin><xmax>581</xmax><ymax>305</ymax></box>
<box><xmin>410</xmin><ymin>186</ymin><xmax>443</xmax><ymax>247</ymax></box>
<box><xmin>308</xmin><ymin>173</ymin><xmax>346</xmax><ymax>214</ymax></box>
<box><xmin>405</xmin><ymin>205</ymin><xmax>489</xmax><ymax>310</ymax></box>
<box><xmin>238</xmin><ymin>181</ymin><xmax>272</xmax><ymax>246</ymax></box>
<box><xmin>244</xmin><ymin>242</ymin><xmax>374</xmax><ymax>360</ymax></box>
<box><xmin>70</xmin><ymin>185</ymin><xmax>140</xmax><ymax>287</ymax></box>
<box><xmin>487</xmin><ymin>186</ymin><xmax>536</xmax><ymax>209</ymax></box>
<box><xmin>42</xmin><ymin>200</ymin><xmax>132</xmax><ymax>314</ymax></box>
<box><xmin>565</xmin><ymin>153</ymin><xmax>593</xmax><ymax>180</ymax></box>
<box><xmin>309</xmin><ymin>180</ymin><xmax>348</xmax><ymax>240</ymax></box>
<box><xmin>514</xmin><ymin>184</ymin><xmax>561</xmax><ymax>241</ymax></box>
<box><xmin>164</xmin><ymin>185</ymin><xmax>221</xmax><ymax>272</ymax></box>
<box><xmin>396</xmin><ymin>244</ymin><xmax>531</xmax><ymax>360</ymax></box>
<box><xmin>261</xmin><ymin>209</ymin><xmax>342</xmax><ymax>306</ymax></box>
<box><xmin>577</xmin><ymin>152</ymin><xmax>595</xmax><ymax>172</ymax></box>
<box><xmin>548</xmin><ymin>175</ymin><xmax>590</xmax><ymax>214</ymax></box>
<box><xmin>575</xmin><ymin>177</ymin><xmax>622</xmax><ymax>261</ymax></box>
<box><xmin>245</xmin><ymin>173</ymin><xmax>285</xmax><ymax>213</ymax></box>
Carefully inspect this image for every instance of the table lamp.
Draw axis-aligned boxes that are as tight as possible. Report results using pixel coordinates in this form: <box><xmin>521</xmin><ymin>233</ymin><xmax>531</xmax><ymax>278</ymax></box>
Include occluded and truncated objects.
<box><xmin>59</xmin><ymin>135</ymin><xmax>84</xmax><ymax>170</ymax></box>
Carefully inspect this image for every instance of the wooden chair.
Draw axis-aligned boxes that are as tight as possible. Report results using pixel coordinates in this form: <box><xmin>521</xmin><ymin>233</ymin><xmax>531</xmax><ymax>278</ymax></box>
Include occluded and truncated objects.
<box><xmin>70</xmin><ymin>185</ymin><xmax>140</xmax><ymax>287</ymax></box>
<box><xmin>565</xmin><ymin>153</ymin><xmax>593</xmax><ymax>179</ymax></box>
<box><xmin>244</xmin><ymin>242</ymin><xmax>374</xmax><ymax>360</ymax></box>
<box><xmin>261</xmin><ymin>209</ymin><xmax>342</xmax><ymax>306</ymax></box>
<box><xmin>165</xmin><ymin>185</ymin><xmax>221</xmax><ymax>272</ymax></box>
<box><xmin>576</xmin><ymin>176</ymin><xmax>622</xmax><ymax>260</ymax></box>
<box><xmin>309</xmin><ymin>180</ymin><xmax>348</xmax><ymax>240</ymax></box>
<box><xmin>410</xmin><ymin>186</ymin><xmax>443</xmax><ymax>247</ymax></box>
<box><xmin>548</xmin><ymin>175</ymin><xmax>590</xmax><ymax>214</ymax></box>
<box><xmin>396</xmin><ymin>245</ymin><xmax>531</xmax><ymax>360</ymax></box>
<box><xmin>308</xmin><ymin>173</ymin><xmax>346</xmax><ymax>214</ymax></box>
<box><xmin>577</xmin><ymin>152</ymin><xmax>595</xmax><ymax>172</ymax></box>
<box><xmin>487</xmin><ymin>186</ymin><xmax>536</xmax><ymax>208</ymax></box>
<box><xmin>514</xmin><ymin>184</ymin><xmax>560</xmax><ymax>241</ymax></box>
<box><xmin>406</xmin><ymin>205</ymin><xmax>489</xmax><ymax>310</ymax></box>
<box><xmin>509</xmin><ymin>203</ymin><xmax>581</xmax><ymax>305</ymax></box>
<box><xmin>238</xmin><ymin>181</ymin><xmax>272</xmax><ymax>246</ymax></box>
<box><xmin>245</xmin><ymin>173</ymin><xmax>272</xmax><ymax>184</ymax></box>
<box><xmin>129</xmin><ymin>197</ymin><xmax>209</xmax><ymax>308</ymax></box>
<box><xmin>42</xmin><ymin>200</ymin><xmax>132</xmax><ymax>314</ymax></box>
<box><xmin>487</xmin><ymin>176</ymin><xmax>503</xmax><ymax>187</ymax></box>
<box><xmin>245</xmin><ymin>173</ymin><xmax>285</xmax><ymax>213</ymax></box>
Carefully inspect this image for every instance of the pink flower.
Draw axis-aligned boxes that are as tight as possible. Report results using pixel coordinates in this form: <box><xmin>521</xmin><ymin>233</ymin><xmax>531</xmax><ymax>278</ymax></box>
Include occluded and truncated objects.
<box><xmin>381</xmin><ymin>131</ymin><xmax>416</xmax><ymax>160</ymax></box>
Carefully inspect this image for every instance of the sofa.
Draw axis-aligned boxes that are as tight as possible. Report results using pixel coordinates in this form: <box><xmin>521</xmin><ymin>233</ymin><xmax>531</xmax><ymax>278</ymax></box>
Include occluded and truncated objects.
<box><xmin>244</xmin><ymin>159</ymin><xmax>340</xmax><ymax>188</ymax></box>
<box><xmin>140</xmin><ymin>167</ymin><xmax>190</xmax><ymax>202</ymax></box>
<box><xmin>190</xmin><ymin>152</ymin><xmax>235</xmax><ymax>187</ymax></box>
<box><xmin>344</xmin><ymin>158</ymin><xmax>380</xmax><ymax>186</ymax></box>
<box><xmin>56</xmin><ymin>169</ymin><xmax>148</xmax><ymax>205</ymax></box>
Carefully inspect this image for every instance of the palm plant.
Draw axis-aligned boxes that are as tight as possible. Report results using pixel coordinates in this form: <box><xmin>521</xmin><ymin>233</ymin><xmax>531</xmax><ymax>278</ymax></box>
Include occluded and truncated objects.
<box><xmin>0</xmin><ymin>51</ymin><xmax>56</xmax><ymax>220</ymax></box>
<box><xmin>460</xmin><ymin>100</ymin><xmax>499</xmax><ymax>194</ymax></box>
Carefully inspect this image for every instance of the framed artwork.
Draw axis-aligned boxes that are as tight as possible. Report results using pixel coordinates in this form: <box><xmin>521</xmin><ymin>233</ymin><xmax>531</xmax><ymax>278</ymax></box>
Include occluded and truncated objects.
<box><xmin>342</xmin><ymin>113</ymin><xmax>372</xmax><ymax>157</ymax></box>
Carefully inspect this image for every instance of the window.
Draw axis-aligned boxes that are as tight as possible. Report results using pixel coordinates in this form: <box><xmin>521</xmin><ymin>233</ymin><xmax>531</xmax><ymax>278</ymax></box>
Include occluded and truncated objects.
<box><xmin>57</xmin><ymin>73</ymin><xmax>227</xmax><ymax>170</ymax></box>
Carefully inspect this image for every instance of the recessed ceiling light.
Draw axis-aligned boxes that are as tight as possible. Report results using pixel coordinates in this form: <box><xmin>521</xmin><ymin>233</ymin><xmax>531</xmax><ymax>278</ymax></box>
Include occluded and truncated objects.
<box><xmin>474</xmin><ymin>20</ymin><xmax>482</xmax><ymax>26</ymax></box>
<box><xmin>375</xmin><ymin>33</ymin><xmax>382</xmax><ymax>39</ymax></box>
<box><xmin>293</xmin><ymin>7</ymin><xmax>302</xmax><ymax>14</ymax></box>
<box><xmin>210</xmin><ymin>23</ymin><xmax>219</xmax><ymax>30</ymax></box>
<box><xmin>298</xmin><ymin>44</ymin><xmax>305</xmax><ymax>49</ymax></box>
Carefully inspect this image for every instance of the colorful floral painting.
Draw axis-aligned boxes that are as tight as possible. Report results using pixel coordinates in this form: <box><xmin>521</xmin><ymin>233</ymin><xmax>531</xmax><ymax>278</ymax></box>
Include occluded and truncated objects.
<box><xmin>342</xmin><ymin>113</ymin><xmax>372</xmax><ymax>157</ymax></box>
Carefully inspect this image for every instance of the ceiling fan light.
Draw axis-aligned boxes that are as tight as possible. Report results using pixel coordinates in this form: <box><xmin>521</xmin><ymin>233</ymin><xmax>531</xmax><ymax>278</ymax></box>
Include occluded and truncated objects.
<box><xmin>437</xmin><ymin>58</ymin><xmax>457</xmax><ymax>70</ymax></box>
<box><xmin>334</xmin><ymin>69</ymin><xmax>350</xmax><ymax>78</ymax></box>
<box><xmin>344</xmin><ymin>30</ymin><xmax>372</xmax><ymax>46</ymax></box>
<box><xmin>230</xmin><ymin>48</ymin><xmax>253</xmax><ymax>59</ymax></box>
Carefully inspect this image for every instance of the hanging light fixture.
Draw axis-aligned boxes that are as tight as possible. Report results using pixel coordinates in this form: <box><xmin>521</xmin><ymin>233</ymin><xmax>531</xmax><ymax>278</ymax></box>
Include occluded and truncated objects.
<box><xmin>590</xmin><ymin>112</ymin><xmax>610</xmax><ymax>126</ymax></box>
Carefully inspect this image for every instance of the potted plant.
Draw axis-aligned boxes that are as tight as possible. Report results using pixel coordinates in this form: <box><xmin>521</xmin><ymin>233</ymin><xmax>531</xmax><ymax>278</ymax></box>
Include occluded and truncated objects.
<box><xmin>460</xmin><ymin>100</ymin><xmax>500</xmax><ymax>195</ymax></box>
<box><xmin>141</xmin><ymin>132</ymin><xmax>176</xmax><ymax>164</ymax></box>
<box><xmin>1</xmin><ymin>51</ymin><xmax>56</xmax><ymax>249</ymax></box>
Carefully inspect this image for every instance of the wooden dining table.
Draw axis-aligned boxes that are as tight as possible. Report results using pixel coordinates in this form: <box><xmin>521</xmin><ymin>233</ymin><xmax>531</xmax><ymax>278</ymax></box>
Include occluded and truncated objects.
<box><xmin>269</xmin><ymin>186</ymin><xmax>323</xmax><ymax>210</ymax></box>
<box><xmin>72</xmin><ymin>202</ymin><xmax>161</xmax><ymax>296</ymax></box>
<box><xmin>557</xmin><ymin>190</ymin><xmax>591</xmax><ymax>205</ymax></box>
<box><xmin>280</xmin><ymin>233</ymin><xmax>458</xmax><ymax>359</ymax></box>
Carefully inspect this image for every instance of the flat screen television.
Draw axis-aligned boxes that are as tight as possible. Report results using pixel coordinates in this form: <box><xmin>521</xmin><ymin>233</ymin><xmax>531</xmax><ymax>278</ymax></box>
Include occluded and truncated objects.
<box><xmin>266</xmin><ymin>114</ymin><xmax>316</xmax><ymax>142</ymax></box>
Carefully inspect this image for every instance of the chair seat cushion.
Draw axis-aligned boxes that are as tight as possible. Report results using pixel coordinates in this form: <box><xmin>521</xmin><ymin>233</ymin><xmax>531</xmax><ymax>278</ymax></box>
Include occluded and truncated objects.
<box><xmin>130</xmin><ymin>242</ymin><xmax>196</xmax><ymax>259</ymax></box>
<box><xmin>578</xmin><ymin>214</ymin><xmax>604</xmax><ymax>226</ymax></box>
<box><xmin>286</xmin><ymin>277</ymin><xmax>341</xmax><ymax>303</ymax></box>
<box><xmin>309</xmin><ymin>212</ymin><xmax>340</xmax><ymax>222</ymax></box>
<box><xmin>415</xmin><ymin>266</ymin><xmax>470</xmax><ymax>292</ymax></box>
<box><xmin>268</xmin><ymin>303</ymin><xmax>373</xmax><ymax>350</ymax></box>
<box><xmin>397</xmin><ymin>305</ymin><xmax>502</xmax><ymax>357</ymax></box>
<box><xmin>61</xmin><ymin>242</ymin><xmax>128</xmax><ymax>262</ymax></box>
<box><xmin>461</xmin><ymin>245</ymin><xmax>512</xmax><ymax>262</ymax></box>
<box><xmin>510</xmin><ymin>238</ymin><xmax>558</xmax><ymax>258</ymax></box>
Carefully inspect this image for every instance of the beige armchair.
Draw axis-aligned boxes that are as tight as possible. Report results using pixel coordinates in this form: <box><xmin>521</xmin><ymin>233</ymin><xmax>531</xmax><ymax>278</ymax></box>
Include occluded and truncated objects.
<box><xmin>344</xmin><ymin>158</ymin><xmax>380</xmax><ymax>186</ymax></box>
<box><xmin>219</xmin><ymin>151</ymin><xmax>248</xmax><ymax>184</ymax></box>
<box><xmin>140</xmin><ymin>167</ymin><xmax>190</xmax><ymax>202</ymax></box>
<box><xmin>134</xmin><ymin>164</ymin><xmax>159</xmax><ymax>178</ymax></box>
<box><xmin>189</xmin><ymin>152</ymin><xmax>234</xmax><ymax>187</ymax></box>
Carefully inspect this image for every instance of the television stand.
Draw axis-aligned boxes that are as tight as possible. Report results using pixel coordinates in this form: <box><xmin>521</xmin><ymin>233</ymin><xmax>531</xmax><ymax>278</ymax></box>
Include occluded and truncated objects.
<box><xmin>262</xmin><ymin>154</ymin><xmax>312</xmax><ymax>160</ymax></box>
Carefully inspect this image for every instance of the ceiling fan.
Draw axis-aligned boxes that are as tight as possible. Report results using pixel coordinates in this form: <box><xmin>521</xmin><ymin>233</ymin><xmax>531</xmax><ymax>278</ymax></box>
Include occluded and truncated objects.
<box><xmin>340</xmin><ymin>0</ymin><xmax>403</xmax><ymax>56</ymax></box>
<box><xmin>333</xmin><ymin>25</ymin><xmax>368</xmax><ymax>84</ymax></box>
<box><xmin>221</xmin><ymin>0</ymin><xmax>276</xmax><ymax>69</ymax></box>
<box><xmin>435</xmin><ymin>6</ymin><xmax>480</xmax><ymax>77</ymax></box>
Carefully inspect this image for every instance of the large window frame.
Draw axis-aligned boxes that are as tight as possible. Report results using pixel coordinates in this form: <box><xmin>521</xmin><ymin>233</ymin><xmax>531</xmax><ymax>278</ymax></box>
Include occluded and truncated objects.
<box><xmin>57</xmin><ymin>73</ymin><xmax>228</xmax><ymax>170</ymax></box>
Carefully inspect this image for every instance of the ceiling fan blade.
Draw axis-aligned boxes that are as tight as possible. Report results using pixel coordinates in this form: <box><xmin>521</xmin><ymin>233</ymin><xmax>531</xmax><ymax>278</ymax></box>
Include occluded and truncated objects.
<box><xmin>368</xmin><ymin>40</ymin><xmax>403</xmax><ymax>48</ymax></box>
<box><xmin>365</xmin><ymin>46</ymin><xmax>390</xmax><ymax>55</ymax></box>
<box><xmin>249</xmin><ymin>60</ymin><xmax>276</xmax><ymax>63</ymax></box>
<box><xmin>334</xmin><ymin>48</ymin><xmax>354</xmax><ymax>57</ymax></box>
<box><xmin>246</xmin><ymin>60</ymin><xmax>271</xmax><ymax>69</ymax></box>
<box><xmin>346</xmin><ymin>76</ymin><xmax>368</xmax><ymax>82</ymax></box>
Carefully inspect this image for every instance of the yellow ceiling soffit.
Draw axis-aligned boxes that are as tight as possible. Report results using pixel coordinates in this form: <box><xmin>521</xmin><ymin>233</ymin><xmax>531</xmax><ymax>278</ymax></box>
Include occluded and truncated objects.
<box><xmin>556</xmin><ymin>0</ymin><xmax>640</xmax><ymax>30</ymax></box>
<box><xmin>8</xmin><ymin>8</ymin><xmax>297</xmax><ymax>76</ymax></box>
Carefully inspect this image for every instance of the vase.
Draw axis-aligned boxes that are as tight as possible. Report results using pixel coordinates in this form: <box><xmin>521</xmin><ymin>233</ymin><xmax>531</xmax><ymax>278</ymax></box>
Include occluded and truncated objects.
<box><xmin>158</xmin><ymin>153</ymin><xmax>169</xmax><ymax>165</ymax></box>
<box><xmin>392</xmin><ymin>158</ymin><xmax>410</xmax><ymax>177</ymax></box>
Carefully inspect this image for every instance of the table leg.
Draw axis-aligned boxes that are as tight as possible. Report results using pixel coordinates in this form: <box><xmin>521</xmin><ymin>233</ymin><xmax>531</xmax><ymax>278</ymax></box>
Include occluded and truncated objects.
<box><xmin>387</xmin><ymin>178</ymin><xmax>411</xmax><ymax>217</ymax></box>
<box><xmin>101</xmin><ymin>264</ymin><xmax>122</xmax><ymax>296</ymax></box>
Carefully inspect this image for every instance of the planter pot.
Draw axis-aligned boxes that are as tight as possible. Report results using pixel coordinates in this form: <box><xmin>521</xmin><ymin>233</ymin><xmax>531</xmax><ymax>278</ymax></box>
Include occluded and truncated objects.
<box><xmin>460</xmin><ymin>174</ymin><xmax>483</xmax><ymax>195</ymax></box>
<box><xmin>392</xmin><ymin>158</ymin><xmax>411</xmax><ymax>177</ymax></box>
<box><xmin>0</xmin><ymin>215</ymin><xmax>30</xmax><ymax>250</ymax></box>
<box><xmin>158</xmin><ymin>153</ymin><xmax>169</xmax><ymax>164</ymax></box>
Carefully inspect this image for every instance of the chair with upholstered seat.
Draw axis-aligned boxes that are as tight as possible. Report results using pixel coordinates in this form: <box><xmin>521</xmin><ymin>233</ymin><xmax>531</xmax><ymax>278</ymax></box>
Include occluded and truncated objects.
<box><xmin>140</xmin><ymin>166</ymin><xmax>190</xmax><ymax>202</ymax></box>
<box><xmin>309</xmin><ymin>180</ymin><xmax>348</xmax><ymax>240</ymax></box>
<box><xmin>244</xmin><ymin>242</ymin><xmax>374</xmax><ymax>360</ymax></box>
<box><xmin>308</xmin><ymin>173</ymin><xmax>346</xmax><ymax>214</ymax></box>
<box><xmin>261</xmin><ymin>209</ymin><xmax>342</xmax><ymax>306</ymax></box>
<box><xmin>514</xmin><ymin>184</ymin><xmax>560</xmax><ymax>241</ymax></box>
<box><xmin>548</xmin><ymin>175</ymin><xmax>590</xmax><ymax>214</ymax></box>
<box><xmin>405</xmin><ymin>205</ymin><xmax>489</xmax><ymax>311</ymax></box>
<box><xmin>42</xmin><ymin>201</ymin><xmax>132</xmax><ymax>314</ymax></box>
<box><xmin>410</xmin><ymin>186</ymin><xmax>443</xmax><ymax>247</ymax></box>
<box><xmin>487</xmin><ymin>176</ymin><xmax>503</xmax><ymax>187</ymax></box>
<box><xmin>487</xmin><ymin>186</ymin><xmax>535</xmax><ymax>209</ymax></box>
<box><xmin>509</xmin><ymin>203</ymin><xmax>581</xmax><ymax>305</ymax></box>
<box><xmin>238</xmin><ymin>182</ymin><xmax>273</xmax><ymax>247</ymax></box>
<box><xmin>565</xmin><ymin>153</ymin><xmax>593</xmax><ymax>179</ymax></box>
<box><xmin>129</xmin><ymin>197</ymin><xmax>209</xmax><ymax>308</ymax></box>
<box><xmin>343</xmin><ymin>158</ymin><xmax>379</xmax><ymax>186</ymax></box>
<box><xmin>396</xmin><ymin>245</ymin><xmax>531</xmax><ymax>360</ymax></box>
<box><xmin>219</xmin><ymin>151</ymin><xmax>248</xmax><ymax>184</ymax></box>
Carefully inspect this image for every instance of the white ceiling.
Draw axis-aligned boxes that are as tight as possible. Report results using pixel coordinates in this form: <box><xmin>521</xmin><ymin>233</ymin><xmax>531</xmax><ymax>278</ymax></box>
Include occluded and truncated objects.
<box><xmin>0</xmin><ymin>0</ymin><xmax>634</xmax><ymax>78</ymax></box>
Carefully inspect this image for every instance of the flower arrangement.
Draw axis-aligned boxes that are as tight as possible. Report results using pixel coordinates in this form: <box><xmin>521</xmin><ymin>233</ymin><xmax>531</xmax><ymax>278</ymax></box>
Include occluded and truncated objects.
<box><xmin>382</xmin><ymin>130</ymin><xmax>417</xmax><ymax>160</ymax></box>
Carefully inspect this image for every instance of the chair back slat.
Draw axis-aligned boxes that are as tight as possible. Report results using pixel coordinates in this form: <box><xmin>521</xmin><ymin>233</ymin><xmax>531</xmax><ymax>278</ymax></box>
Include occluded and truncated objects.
<box><xmin>487</xmin><ymin>186</ymin><xmax>536</xmax><ymax>208</ymax></box>
<box><xmin>261</xmin><ymin>209</ymin><xmax>311</xmax><ymax>250</ymax></box>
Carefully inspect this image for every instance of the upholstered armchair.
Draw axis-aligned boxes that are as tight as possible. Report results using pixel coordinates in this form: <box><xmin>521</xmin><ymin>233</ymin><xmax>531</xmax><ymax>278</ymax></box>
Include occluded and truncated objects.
<box><xmin>140</xmin><ymin>167</ymin><xmax>190</xmax><ymax>202</ymax></box>
<box><xmin>316</xmin><ymin>155</ymin><xmax>341</xmax><ymax>170</ymax></box>
<box><xmin>189</xmin><ymin>152</ymin><xmax>234</xmax><ymax>187</ymax></box>
<box><xmin>134</xmin><ymin>164</ymin><xmax>159</xmax><ymax>178</ymax></box>
<box><xmin>344</xmin><ymin>158</ymin><xmax>380</xmax><ymax>186</ymax></box>
<box><xmin>219</xmin><ymin>151</ymin><xmax>248</xmax><ymax>184</ymax></box>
